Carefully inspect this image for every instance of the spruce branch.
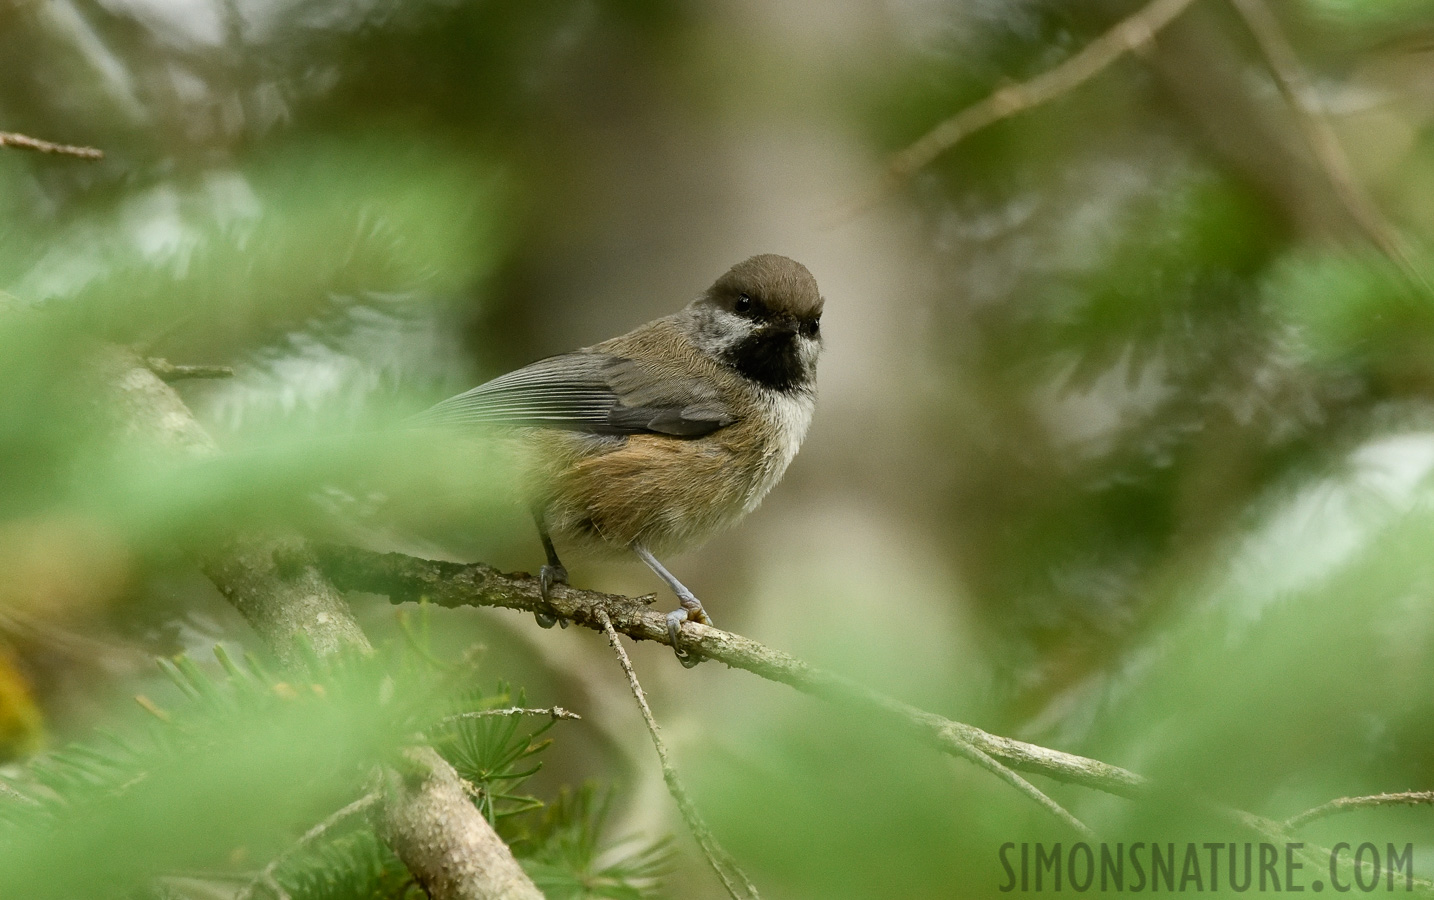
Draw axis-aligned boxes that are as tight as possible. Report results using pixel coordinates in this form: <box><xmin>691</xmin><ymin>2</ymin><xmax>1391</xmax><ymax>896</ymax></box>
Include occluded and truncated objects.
<box><xmin>92</xmin><ymin>345</ymin><xmax>541</xmax><ymax>900</ymax></box>
<box><xmin>93</xmin><ymin>344</ymin><xmax>371</xmax><ymax>663</ymax></box>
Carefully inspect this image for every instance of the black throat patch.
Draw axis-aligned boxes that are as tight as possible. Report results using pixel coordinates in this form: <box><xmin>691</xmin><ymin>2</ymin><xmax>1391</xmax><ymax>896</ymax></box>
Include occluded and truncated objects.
<box><xmin>724</xmin><ymin>329</ymin><xmax>810</xmax><ymax>393</ymax></box>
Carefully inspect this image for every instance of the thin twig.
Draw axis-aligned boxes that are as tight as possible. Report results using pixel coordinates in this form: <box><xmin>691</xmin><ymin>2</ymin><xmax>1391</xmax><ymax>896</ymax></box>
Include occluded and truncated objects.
<box><xmin>436</xmin><ymin>706</ymin><xmax>581</xmax><ymax>726</ymax></box>
<box><xmin>145</xmin><ymin>357</ymin><xmax>235</xmax><ymax>381</ymax></box>
<box><xmin>235</xmin><ymin>792</ymin><xmax>380</xmax><ymax>900</ymax></box>
<box><xmin>1285</xmin><ymin>790</ymin><xmax>1434</xmax><ymax>831</ymax></box>
<box><xmin>1228</xmin><ymin>0</ymin><xmax>1429</xmax><ymax>291</ymax></box>
<box><xmin>844</xmin><ymin>0</ymin><xmax>1199</xmax><ymax>215</ymax></box>
<box><xmin>944</xmin><ymin>743</ymin><xmax>1094</xmax><ymax>838</ymax></box>
<box><xmin>0</xmin><ymin>131</ymin><xmax>104</xmax><ymax>160</ymax></box>
<box><xmin>596</xmin><ymin>608</ymin><xmax>761</xmax><ymax>900</ymax></box>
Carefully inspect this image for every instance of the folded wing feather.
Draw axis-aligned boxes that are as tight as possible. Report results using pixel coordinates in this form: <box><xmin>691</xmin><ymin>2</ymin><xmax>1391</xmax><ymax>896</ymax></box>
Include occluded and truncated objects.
<box><xmin>414</xmin><ymin>352</ymin><xmax>735</xmax><ymax>438</ymax></box>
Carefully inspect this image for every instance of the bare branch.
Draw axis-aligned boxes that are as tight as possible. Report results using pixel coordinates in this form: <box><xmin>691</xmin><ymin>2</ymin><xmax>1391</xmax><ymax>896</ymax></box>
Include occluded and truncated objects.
<box><xmin>596</xmin><ymin>608</ymin><xmax>761</xmax><ymax>900</ymax></box>
<box><xmin>1228</xmin><ymin>0</ymin><xmax>1429</xmax><ymax>289</ymax></box>
<box><xmin>377</xmin><ymin>748</ymin><xmax>543</xmax><ymax>900</ymax></box>
<box><xmin>0</xmin><ymin>130</ymin><xmax>104</xmax><ymax>160</ymax></box>
<box><xmin>314</xmin><ymin>545</ymin><xmax>1145</xmax><ymax>799</ymax></box>
<box><xmin>1285</xmin><ymin>790</ymin><xmax>1434</xmax><ymax>831</ymax></box>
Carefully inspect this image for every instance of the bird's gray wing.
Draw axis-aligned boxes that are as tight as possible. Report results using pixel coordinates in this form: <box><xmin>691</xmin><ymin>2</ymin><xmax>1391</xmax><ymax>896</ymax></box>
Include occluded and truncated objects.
<box><xmin>413</xmin><ymin>351</ymin><xmax>735</xmax><ymax>437</ymax></box>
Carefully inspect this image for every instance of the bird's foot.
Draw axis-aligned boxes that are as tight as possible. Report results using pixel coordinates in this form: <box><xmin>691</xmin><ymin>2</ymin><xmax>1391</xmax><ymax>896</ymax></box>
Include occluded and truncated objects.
<box><xmin>666</xmin><ymin>596</ymin><xmax>711</xmax><ymax>669</ymax></box>
<box><xmin>536</xmin><ymin>564</ymin><xmax>570</xmax><ymax>629</ymax></box>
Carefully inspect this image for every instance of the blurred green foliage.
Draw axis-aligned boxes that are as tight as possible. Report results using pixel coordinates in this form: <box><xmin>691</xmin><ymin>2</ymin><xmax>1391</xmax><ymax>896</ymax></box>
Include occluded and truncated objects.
<box><xmin>0</xmin><ymin>638</ymin><xmax>667</xmax><ymax>899</ymax></box>
<box><xmin>2</xmin><ymin>0</ymin><xmax>1434</xmax><ymax>897</ymax></box>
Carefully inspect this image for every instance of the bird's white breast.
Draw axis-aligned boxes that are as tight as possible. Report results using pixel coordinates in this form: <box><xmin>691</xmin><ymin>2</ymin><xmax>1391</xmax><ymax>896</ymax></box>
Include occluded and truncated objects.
<box><xmin>742</xmin><ymin>387</ymin><xmax>816</xmax><ymax>514</ymax></box>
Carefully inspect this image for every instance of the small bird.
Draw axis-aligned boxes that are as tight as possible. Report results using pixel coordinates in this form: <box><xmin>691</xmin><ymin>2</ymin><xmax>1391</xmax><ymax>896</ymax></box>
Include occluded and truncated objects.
<box><xmin>417</xmin><ymin>255</ymin><xmax>823</xmax><ymax>665</ymax></box>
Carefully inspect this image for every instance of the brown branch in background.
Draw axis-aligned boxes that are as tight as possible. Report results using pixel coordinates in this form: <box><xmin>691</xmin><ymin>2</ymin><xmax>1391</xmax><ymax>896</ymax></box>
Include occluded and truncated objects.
<box><xmin>0</xmin><ymin>131</ymin><xmax>104</xmax><ymax>160</ymax></box>
<box><xmin>596</xmin><ymin>608</ymin><xmax>762</xmax><ymax>900</ymax></box>
<box><xmin>852</xmin><ymin>0</ymin><xmax>1430</xmax><ymax>294</ymax></box>
<box><xmin>1227</xmin><ymin>0</ymin><xmax>1428</xmax><ymax>289</ymax></box>
<box><xmin>145</xmin><ymin>357</ymin><xmax>235</xmax><ymax>381</ymax></box>
<box><xmin>1284</xmin><ymin>790</ymin><xmax>1434</xmax><ymax>831</ymax></box>
<box><xmin>848</xmin><ymin>0</ymin><xmax>1199</xmax><ymax>214</ymax></box>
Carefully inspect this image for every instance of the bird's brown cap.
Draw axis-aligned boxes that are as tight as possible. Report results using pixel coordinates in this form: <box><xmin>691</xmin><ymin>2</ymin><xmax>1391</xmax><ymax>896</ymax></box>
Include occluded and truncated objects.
<box><xmin>706</xmin><ymin>254</ymin><xmax>822</xmax><ymax>320</ymax></box>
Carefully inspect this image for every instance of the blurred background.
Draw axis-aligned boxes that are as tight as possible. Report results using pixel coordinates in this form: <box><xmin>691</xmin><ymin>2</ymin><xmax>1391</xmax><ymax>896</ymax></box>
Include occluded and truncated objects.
<box><xmin>2</xmin><ymin>0</ymin><xmax>1434</xmax><ymax>896</ymax></box>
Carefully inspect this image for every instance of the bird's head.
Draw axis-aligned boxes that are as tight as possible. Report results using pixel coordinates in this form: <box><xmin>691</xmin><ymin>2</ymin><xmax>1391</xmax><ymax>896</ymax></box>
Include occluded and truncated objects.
<box><xmin>683</xmin><ymin>254</ymin><xmax>823</xmax><ymax>393</ymax></box>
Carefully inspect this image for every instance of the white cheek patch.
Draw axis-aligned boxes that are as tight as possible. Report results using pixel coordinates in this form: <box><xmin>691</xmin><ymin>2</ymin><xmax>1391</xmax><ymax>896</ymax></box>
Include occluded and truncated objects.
<box><xmin>691</xmin><ymin>309</ymin><xmax>757</xmax><ymax>357</ymax></box>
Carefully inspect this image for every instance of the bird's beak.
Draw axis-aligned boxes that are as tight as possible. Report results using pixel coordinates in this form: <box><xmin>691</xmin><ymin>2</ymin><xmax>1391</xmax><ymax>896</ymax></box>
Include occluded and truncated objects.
<box><xmin>766</xmin><ymin>316</ymin><xmax>800</xmax><ymax>336</ymax></box>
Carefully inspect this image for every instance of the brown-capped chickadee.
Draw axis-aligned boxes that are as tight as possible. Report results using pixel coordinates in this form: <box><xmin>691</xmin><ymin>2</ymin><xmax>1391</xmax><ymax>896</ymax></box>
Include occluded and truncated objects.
<box><xmin>416</xmin><ymin>254</ymin><xmax>823</xmax><ymax>665</ymax></box>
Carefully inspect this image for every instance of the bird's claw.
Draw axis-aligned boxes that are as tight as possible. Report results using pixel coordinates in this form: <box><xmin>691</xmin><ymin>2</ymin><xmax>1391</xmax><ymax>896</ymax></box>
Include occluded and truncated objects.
<box><xmin>537</xmin><ymin>564</ymin><xmax>569</xmax><ymax>629</ymax></box>
<box><xmin>666</xmin><ymin>601</ymin><xmax>711</xmax><ymax>668</ymax></box>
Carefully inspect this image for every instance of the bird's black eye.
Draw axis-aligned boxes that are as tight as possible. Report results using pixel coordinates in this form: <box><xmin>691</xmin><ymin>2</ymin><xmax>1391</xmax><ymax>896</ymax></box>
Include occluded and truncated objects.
<box><xmin>801</xmin><ymin>315</ymin><xmax>821</xmax><ymax>338</ymax></box>
<box><xmin>734</xmin><ymin>293</ymin><xmax>753</xmax><ymax>315</ymax></box>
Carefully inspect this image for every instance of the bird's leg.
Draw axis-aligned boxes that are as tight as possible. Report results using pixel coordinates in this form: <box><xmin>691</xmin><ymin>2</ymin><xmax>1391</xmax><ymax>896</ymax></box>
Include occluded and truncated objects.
<box><xmin>633</xmin><ymin>545</ymin><xmax>710</xmax><ymax>668</ymax></box>
<box><xmin>531</xmin><ymin>508</ymin><xmax>569</xmax><ymax>629</ymax></box>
